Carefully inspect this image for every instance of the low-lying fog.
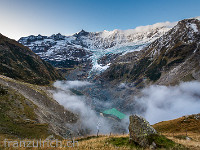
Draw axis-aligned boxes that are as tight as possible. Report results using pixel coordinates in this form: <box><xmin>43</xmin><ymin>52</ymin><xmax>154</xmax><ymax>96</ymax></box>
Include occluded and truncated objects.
<box><xmin>51</xmin><ymin>80</ymin><xmax>200</xmax><ymax>134</ymax></box>
<box><xmin>137</xmin><ymin>81</ymin><xmax>200</xmax><ymax>124</ymax></box>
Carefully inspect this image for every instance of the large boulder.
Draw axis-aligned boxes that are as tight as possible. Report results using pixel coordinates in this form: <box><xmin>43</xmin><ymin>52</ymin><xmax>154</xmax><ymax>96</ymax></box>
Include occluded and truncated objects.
<box><xmin>128</xmin><ymin>115</ymin><xmax>157</xmax><ymax>148</ymax></box>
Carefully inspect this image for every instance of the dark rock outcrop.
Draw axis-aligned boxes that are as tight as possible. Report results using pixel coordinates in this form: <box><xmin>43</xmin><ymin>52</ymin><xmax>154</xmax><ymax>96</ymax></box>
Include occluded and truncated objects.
<box><xmin>97</xmin><ymin>53</ymin><xmax>122</xmax><ymax>66</ymax></box>
<box><xmin>129</xmin><ymin>115</ymin><xmax>157</xmax><ymax>147</ymax></box>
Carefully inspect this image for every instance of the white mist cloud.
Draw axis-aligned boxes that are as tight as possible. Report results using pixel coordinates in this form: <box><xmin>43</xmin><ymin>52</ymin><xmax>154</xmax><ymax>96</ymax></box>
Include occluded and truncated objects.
<box><xmin>52</xmin><ymin>80</ymin><xmax>111</xmax><ymax>134</ymax></box>
<box><xmin>135</xmin><ymin>81</ymin><xmax>200</xmax><ymax>124</ymax></box>
<box><xmin>133</xmin><ymin>21</ymin><xmax>177</xmax><ymax>33</ymax></box>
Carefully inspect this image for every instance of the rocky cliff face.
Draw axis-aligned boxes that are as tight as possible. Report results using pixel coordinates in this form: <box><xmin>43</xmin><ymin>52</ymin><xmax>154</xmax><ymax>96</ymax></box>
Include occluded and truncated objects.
<box><xmin>0</xmin><ymin>34</ymin><xmax>64</xmax><ymax>85</ymax></box>
<box><xmin>102</xmin><ymin>18</ymin><xmax>200</xmax><ymax>86</ymax></box>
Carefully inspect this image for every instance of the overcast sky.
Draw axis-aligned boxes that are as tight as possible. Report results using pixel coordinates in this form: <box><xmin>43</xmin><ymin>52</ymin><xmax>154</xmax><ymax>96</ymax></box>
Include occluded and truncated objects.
<box><xmin>0</xmin><ymin>0</ymin><xmax>200</xmax><ymax>40</ymax></box>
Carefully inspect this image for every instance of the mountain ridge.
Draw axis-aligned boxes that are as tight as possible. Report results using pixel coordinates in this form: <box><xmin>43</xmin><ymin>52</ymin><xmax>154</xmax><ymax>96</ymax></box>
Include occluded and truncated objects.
<box><xmin>0</xmin><ymin>33</ymin><xmax>64</xmax><ymax>85</ymax></box>
<box><xmin>18</xmin><ymin>21</ymin><xmax>176</xmax><ymax>74</ymax></box>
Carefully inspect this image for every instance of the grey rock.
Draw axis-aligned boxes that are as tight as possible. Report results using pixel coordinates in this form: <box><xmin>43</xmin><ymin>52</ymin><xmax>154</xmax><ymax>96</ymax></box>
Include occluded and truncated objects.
<box><xmin>128</xmin><ymin>115</ymin><xmax>157</xmax><ymax>148</ymax></box>
<box><xmin>186</xmin><ymin>136</ymin><xmax>192</xmax><ymax>141</ymax></box>
<box><xmin>150</xmin><ymin>141</ymin><xmax>157</xmax><ymax>149</ymax></box>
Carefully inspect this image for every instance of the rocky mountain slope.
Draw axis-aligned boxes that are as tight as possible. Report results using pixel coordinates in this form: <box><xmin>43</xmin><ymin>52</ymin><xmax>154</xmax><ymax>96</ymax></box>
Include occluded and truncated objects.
<box><xmin>18</xmin><ymin>22</ymin><xmax>176</xmax><ymax>75</ymax></box>
<box><xmin>102</xmin><ymin>18</ymin><xmax>200</xmax><ymax>86</ymax></box>
<box><xmin>0</xmin><ymin>34</ymin><xmax>64</xmax><ymax>85</ymax></box>
<box><xmin>0</xmin><ymin>75</ymin><xmax>78</xmax><ymax>138</ymax></box>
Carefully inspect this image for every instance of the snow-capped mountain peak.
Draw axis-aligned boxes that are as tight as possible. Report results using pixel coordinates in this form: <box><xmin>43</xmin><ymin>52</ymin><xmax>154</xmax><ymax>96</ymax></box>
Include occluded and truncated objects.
<box><xmin>18</xmin><ymin>20</ymin><xmax>177</xmax><ymax>75</ymax></box>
